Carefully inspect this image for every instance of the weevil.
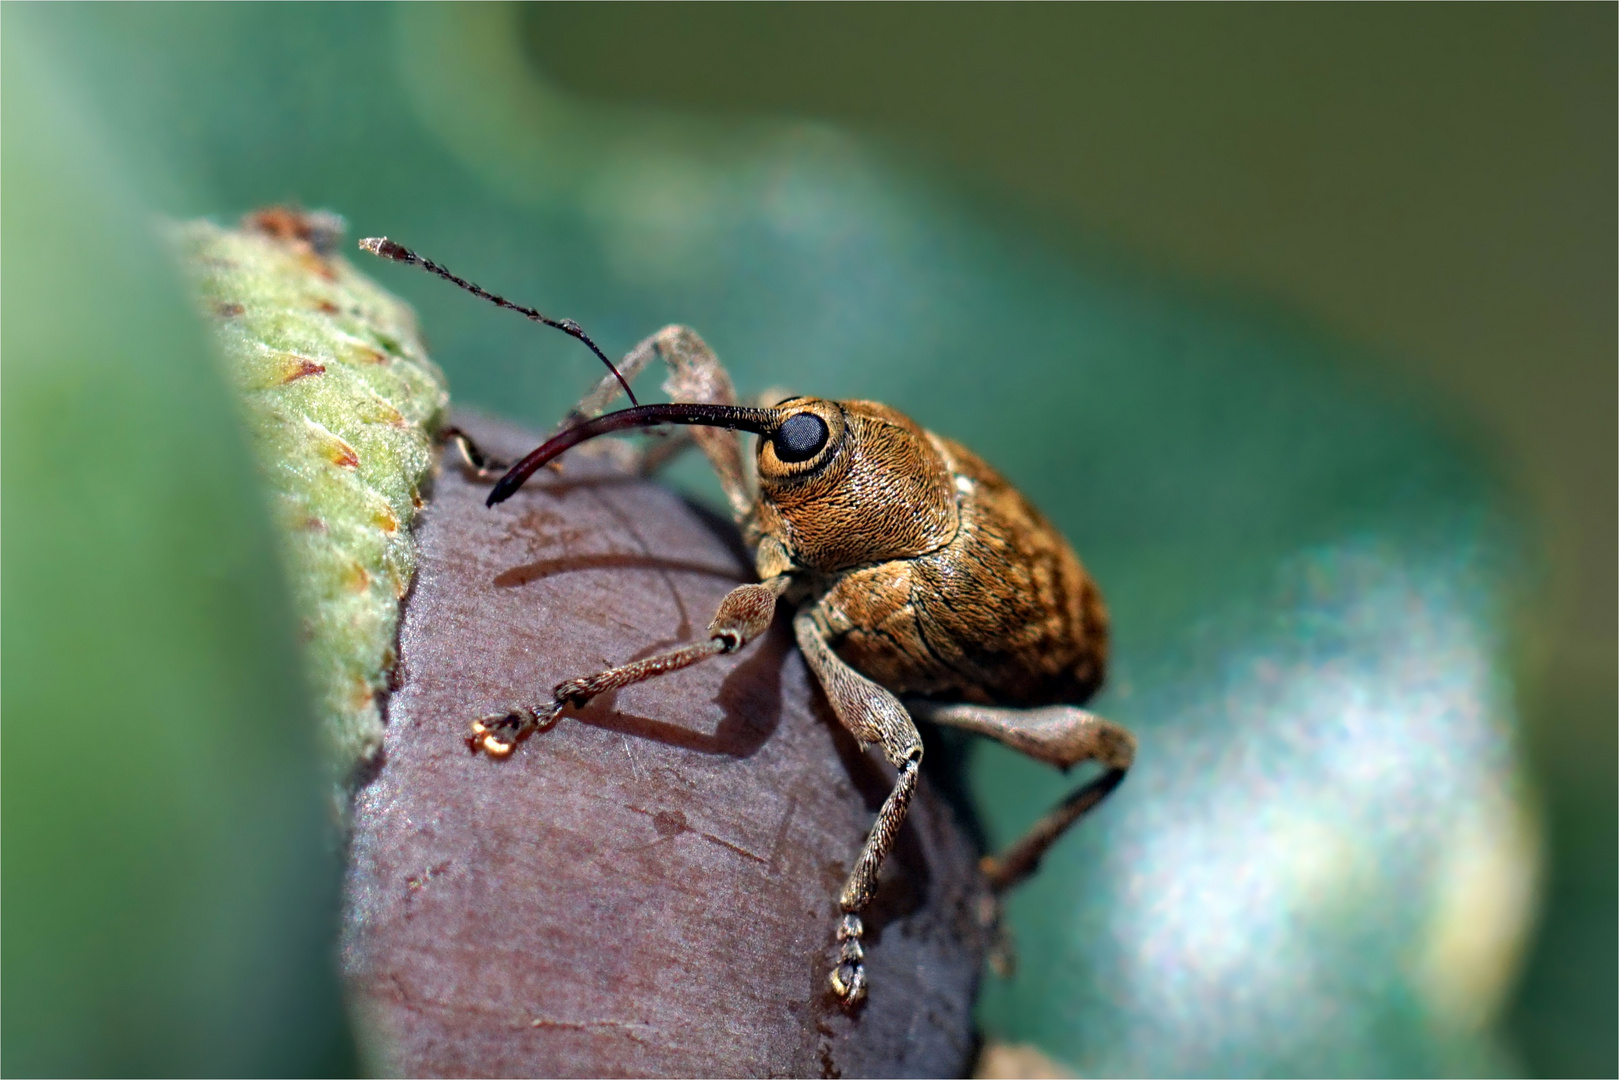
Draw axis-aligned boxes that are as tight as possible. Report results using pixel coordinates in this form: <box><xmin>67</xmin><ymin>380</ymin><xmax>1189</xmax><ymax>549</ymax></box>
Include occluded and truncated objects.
<box><xmin>361</xmin><ymin>237</ymin><xmax>1136</xmax><ymax>1007</ymax></box>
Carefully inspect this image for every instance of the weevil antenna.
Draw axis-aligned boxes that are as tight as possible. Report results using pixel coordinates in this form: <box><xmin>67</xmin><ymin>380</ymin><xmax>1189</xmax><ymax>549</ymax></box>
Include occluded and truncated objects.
<box><xmin>358</xmin><ymin>237</ymin><xmax>638</xmax><ymax>407</ymax></box>
<box><xmin>487</xmin><ymin>403</ymin><xmax>785</xmax><ymax>506</ymax></box>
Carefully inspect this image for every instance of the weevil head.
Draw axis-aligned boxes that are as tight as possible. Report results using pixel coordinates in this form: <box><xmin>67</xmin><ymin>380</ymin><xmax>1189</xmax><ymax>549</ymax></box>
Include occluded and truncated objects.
<box><xmin>753</xmin><ymin>397</ymin><xmax>958</xmax><ymax>572</ymax></box>
<box><xmin>486</xmin><ymin>396</ymin><xmax>960</xmax><ymax>574</ymax></box>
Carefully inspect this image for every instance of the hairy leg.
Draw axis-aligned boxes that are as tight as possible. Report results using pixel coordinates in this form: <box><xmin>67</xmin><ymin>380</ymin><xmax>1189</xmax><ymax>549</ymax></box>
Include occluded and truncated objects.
<box><xmin>469</xmin><ymin>577</ymin><xmax>787</xmax><ymax>757</ymax></box>
<box><xmin>557</xmin><ymin>325</ymin><xmax>755</xmax><ymax>520</ymax></box>
<box><xmin>443</xmin><ymin>324</ymin><xmax>757</xmax><ymax>517</ymax></box>
<box><xmin>794</xmin><ymin>606</ymin><xmax>926</xmax><ymax>1006</ymax></box>
<box><xmin>905</xmin><ymin>700</ymin><xmax>1135</xmax><ymax>891</ymax></box>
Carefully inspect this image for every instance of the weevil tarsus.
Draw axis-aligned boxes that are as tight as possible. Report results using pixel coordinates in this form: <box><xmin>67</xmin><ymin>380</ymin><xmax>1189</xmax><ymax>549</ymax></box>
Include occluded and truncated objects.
<box><xmin>468</xmin><ymin>574</ymin><xmax>789</xmax><ymax>758</ymax></box>
<box><xmin>439</xmin><ymin>425</ymin><xmax>510</xmax><ymax>481</ymax></box>
<box><xmin>359</xmin><ymin>239</ymin><xmax>1135</xmax><ymax>1008</ymax></box>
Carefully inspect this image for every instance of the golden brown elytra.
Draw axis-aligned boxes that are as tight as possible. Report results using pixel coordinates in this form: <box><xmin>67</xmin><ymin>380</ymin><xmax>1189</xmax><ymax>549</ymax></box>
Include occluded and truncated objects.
<box><xmin>361</xmin><ymin>238</ymin><xmax>1136</xmax><ymax>1008</ymax></box>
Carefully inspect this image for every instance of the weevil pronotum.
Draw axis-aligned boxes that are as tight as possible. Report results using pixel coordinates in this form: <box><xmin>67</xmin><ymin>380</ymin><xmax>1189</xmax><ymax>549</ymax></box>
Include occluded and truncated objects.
<box><xmin>361</xmin><ymin>237</ymin><xmax>1136</xmax><ymax>1007</ymax></box>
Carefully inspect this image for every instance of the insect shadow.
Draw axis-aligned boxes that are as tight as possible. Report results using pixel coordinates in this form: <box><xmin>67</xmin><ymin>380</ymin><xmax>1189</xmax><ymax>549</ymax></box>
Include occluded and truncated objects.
<box><xmin>483</xmin><ymin>492</ymin><xmax>784</xmax><ymax>759</ymax></box>
<box><xmin>564</xmin><ymin>624</ymin><xmax>789</xmax><ymax>760</ymax></box>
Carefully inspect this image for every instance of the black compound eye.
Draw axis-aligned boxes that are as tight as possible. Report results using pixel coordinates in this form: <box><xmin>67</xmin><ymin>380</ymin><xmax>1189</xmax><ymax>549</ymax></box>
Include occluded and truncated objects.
<box><xmin>772</xmin><ymin>412</ymin><xmax>829</xmax><ymax>463</ymax></box>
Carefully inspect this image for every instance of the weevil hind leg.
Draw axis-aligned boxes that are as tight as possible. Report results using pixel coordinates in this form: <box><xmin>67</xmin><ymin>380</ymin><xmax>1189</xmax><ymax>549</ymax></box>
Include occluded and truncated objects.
<box><xmin>794</xmin><ymin>606</ymin><xmax>927</xmax><ymax>1007</ymax></box>
<box><xmin>906</xmin><ymin>700</ymin><xmax>1135</xmax><ymax>893</ymax></box>
<box><xmin>470</xmin><ymin>577</ymin><xmax>788</xmax><ymax>757</ymax></box>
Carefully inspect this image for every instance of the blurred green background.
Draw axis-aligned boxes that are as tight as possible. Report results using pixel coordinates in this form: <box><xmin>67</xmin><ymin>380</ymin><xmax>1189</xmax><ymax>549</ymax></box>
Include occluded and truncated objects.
<box><xmin>3</xmin><ymin>4</ymin><xmax>1611</xmax><ymax>1076</ymax></box>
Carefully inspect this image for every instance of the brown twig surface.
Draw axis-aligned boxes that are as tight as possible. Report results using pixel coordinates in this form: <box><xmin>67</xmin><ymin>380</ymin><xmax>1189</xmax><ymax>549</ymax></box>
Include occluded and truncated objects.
<box><xmin>342</xmin><ymin>412</ymin><xmax>989</xmax><ymax>1077</ymax></box>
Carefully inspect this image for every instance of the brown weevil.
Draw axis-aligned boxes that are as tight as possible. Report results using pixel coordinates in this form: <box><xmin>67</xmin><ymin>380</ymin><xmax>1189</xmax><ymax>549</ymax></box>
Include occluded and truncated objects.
<box><xmin>361</xmin><ymin>237</ymin><xmax>1136</xmax><ymax>1007</ymax></box>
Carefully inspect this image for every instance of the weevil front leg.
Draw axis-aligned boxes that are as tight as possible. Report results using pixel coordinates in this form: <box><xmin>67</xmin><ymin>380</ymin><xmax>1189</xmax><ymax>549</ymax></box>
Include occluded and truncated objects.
<box><xmin>793</xmin><ymin>607</ymin><xmax>926</xmax><ymax>1006</ymax></box>
<box><xmin>906</xmin><ymin>700</ymin><xmax>1135</xmax><ymax>892</ymax></box>
<box><xmin>470</xmin><ymin>575</ymin><xmax>789</xmax><ymax>756</ymax></box>
<box><xmin>445</xmin><ymin>325</ymin><xmax>758</xmax><ymax>516</ymax></box>
<box><xmin>557</xmin><ymin>325</ymin><xmax>756</xmax><ymax>521</ymax></box>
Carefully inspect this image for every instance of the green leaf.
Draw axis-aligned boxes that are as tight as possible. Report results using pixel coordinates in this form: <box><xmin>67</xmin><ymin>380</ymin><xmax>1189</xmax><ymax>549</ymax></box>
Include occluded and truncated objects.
<box><xmin>1</xmin><ymin>15</ymin><xmax>351</xmax><ymax>1076</ymax></box>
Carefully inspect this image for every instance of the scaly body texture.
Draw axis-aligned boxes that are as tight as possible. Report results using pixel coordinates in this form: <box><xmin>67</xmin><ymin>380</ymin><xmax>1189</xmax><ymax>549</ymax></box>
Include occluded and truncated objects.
<box><xmin>792</xmin><ymin>414</ymin><xmax>1110</xmax><ymax>708</ymax></box>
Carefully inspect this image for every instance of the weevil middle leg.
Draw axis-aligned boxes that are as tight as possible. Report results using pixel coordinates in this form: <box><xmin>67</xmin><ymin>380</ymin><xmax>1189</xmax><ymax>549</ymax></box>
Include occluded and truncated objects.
<box><xmin>792</xmin><ymin>604</ymin><xmax>1136</xmax><ymax>1002</ymax></box>
<box><xmin>793</xmin><ymin>604</ymin><xmax>928</xmax><ymax>1006</ymax></box>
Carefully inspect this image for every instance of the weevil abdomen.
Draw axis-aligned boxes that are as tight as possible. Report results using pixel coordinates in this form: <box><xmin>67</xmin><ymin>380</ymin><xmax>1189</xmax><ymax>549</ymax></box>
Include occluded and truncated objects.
<box><xmin>816</xmin><ymin>433</ymin><xmax>1109</xmax><ymax>707</ymax></box>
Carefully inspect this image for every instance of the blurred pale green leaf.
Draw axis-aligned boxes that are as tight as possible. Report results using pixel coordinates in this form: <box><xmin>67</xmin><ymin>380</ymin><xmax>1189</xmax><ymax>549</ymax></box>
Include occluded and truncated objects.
<box><xmin>1</xmin><ymin>12</ymin><xmax>351</xmax><ymax>1077</ymax></box>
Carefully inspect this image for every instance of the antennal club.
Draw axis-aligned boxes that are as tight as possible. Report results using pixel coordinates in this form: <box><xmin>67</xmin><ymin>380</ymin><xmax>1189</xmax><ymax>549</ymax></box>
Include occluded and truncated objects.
<box><xmin>358</xmin><ymin>237</ymin><xmax>637</xmax><ymax>407</ymax></box>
